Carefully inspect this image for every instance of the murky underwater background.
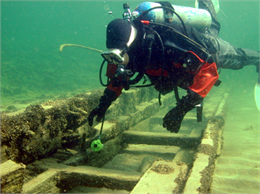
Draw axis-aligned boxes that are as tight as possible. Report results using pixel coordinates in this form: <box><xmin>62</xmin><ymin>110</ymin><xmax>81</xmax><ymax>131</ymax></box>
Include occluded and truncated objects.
<box><xmin>1</xmin><ymin>0</ymin><xmax>259</xmax><ymax>111</ymax></box>
<box><xmin>1</xmin><ymin>1</ymin><xmax>259</xmax><ymax>193</ymax></box>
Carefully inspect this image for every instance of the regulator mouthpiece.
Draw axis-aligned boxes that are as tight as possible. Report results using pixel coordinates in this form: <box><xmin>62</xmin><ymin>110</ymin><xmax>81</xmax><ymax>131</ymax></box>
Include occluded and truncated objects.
<box><xmin>101</xmin><ymin>49</ymin><xmax>125</xmax><ymax>65</ymax></box>
<box><xmin>91</xmin><ymin>139</ymin><xmax>104</xmax><ymax>152</ymax></box>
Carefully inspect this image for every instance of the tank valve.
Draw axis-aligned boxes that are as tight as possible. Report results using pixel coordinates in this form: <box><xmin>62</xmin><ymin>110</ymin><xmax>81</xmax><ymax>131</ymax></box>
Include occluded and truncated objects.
<box><xmin>123</xmin><ymin>3</ymin><xmax>132</xmax><ymax>21</ymax></box>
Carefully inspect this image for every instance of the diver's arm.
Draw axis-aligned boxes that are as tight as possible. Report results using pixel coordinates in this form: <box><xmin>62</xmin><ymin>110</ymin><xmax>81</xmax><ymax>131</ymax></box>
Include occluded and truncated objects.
<box><xmin>88</xmin><ymin>63</ymin><xmax>127</xmax><ymax>126</ymax></box>
<box><xmin>88</xmin><ymin>88</ymin><xmax>118</xmax><ymax>126</ymax></box>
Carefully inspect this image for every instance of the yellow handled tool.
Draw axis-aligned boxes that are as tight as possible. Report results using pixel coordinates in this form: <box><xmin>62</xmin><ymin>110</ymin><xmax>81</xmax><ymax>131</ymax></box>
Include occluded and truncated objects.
<box><xmin>59</xmin><ymin>44</ymin><xmax>103</xmax><ymax>53</ymax></box>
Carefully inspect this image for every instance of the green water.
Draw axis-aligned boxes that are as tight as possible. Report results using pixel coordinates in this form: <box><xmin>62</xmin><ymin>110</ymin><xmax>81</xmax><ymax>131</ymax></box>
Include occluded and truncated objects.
<box><xmin>1</xmin><ymin>0</ymin><xmax>259</xmax><ymax>111</ymax></box>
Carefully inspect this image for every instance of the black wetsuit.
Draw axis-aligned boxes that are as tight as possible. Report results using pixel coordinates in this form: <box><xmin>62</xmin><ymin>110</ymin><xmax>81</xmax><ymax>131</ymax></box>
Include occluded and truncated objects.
<box><xmin>88</xmin><ymin>0</ymin><xmax>259</xmax><ymax>133</ymax></box>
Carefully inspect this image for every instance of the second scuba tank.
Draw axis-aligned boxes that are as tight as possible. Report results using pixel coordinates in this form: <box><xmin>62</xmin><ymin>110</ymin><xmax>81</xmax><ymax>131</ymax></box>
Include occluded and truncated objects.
<box><xmin>133</xmin><ymin>2</ymin><xmax>212</xmax><ymax>32</ymax></box>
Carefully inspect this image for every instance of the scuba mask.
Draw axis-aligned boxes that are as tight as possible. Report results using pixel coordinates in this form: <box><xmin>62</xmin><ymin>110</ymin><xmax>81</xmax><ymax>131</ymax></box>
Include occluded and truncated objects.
<box><xmin>101</xmin><ymin>49</ymin><xmax>125</xmax><ymax>65</ymax></box>
<box><xmin>102</xmin><ymin>24</ymin><xmax>137</xmax><ymax>65</ymax></box>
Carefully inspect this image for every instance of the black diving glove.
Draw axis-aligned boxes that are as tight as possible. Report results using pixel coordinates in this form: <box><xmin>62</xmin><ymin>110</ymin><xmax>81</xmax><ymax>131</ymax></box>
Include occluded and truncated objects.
<box><xmin>88</xmin><ymin>89</ymin><xmax>117</xmax><ymax>126</ymax></box>
<box><xmin>163</xmin><ymin>96</ymin><xmax>197</xmax><ymax>133</ymax></box>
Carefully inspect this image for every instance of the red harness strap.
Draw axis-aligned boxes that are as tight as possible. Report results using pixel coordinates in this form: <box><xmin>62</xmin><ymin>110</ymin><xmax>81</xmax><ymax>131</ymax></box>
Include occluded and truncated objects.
<box><xmin>106</xmin><ymin>63</ymin><xmax>124</xmax><ymax>97</ymax></box>
<box><xmin>189</xmin><ymin>62</ymin><xmax>219</xmax><ymax>97</ymax></box>
<box><xmin>187</xmin><ymin>51</ymin><xmax>219</xmax><ymax>97</ymax></box>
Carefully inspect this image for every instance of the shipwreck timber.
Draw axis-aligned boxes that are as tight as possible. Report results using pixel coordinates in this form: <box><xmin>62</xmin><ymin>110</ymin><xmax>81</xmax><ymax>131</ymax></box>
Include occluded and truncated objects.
<box><xmin>1</xmin><ymin>85</ymin><xmax>258</xmax><ymax>193</ymax></box>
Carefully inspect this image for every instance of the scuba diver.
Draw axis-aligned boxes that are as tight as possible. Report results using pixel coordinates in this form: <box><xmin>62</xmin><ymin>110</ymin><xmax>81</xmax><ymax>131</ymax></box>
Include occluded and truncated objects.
<box><xmin>88</xmin><ymin>0</ymin><xmax>259</xmax><ymax>133</ymax></box>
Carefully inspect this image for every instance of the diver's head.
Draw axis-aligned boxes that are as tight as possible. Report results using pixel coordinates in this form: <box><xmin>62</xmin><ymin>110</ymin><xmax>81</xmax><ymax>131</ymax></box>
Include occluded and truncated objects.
<box><xmin>101</xmin><ymin>19</ymin><xmax>137</xmax><ymax>65</ymax></box>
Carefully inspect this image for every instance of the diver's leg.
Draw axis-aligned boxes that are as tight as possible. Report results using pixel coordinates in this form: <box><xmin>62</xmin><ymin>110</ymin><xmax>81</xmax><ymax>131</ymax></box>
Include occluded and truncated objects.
<box><xmin>217</xmin><ymin>38</ymin><xmax>259</xmax><ymax>72</ymax></box>
<box><xmin>198</xmin><ymin>0</ymin><xmax>221</xmax><ymax>35</ymax></box>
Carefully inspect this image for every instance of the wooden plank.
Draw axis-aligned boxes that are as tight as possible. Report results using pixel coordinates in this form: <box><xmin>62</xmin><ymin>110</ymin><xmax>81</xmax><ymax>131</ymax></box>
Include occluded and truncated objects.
<box><xmin>123</xmin><ymin>131</ymin><xmax>202</xmax><ymax>149</ymax></box>
<box><xmin>23</xmin><ymin>159</ymin><xmax>142</xmax><ymax>192</ymax></box>
<box><xmin>131</xmin><ymin>160</ymin><xmax>188</xmax><ymax>194</ymax></box>
<box><xmin>57</xmin><ymin>165</ymin><xmax>142</xmax><ymax>191</ymax></box>
<box><xmin>124</xmin><ymin>144</ymin><xmax>180</xmax><ymax>155</ymax></box>
<box><xmin>1</xmin><ymin>160</ymin><xmax>26</xmax><ymax>193</ymax></box>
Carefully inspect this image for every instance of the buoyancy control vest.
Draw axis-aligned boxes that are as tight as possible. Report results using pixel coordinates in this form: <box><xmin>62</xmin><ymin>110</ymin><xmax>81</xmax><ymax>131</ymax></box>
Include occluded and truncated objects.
<box><xmin>126</xmin><ymin>19</ymin><xmax>219</xmax><ymax>98</ymax></box>
<box><xmin>128</xmin><ymin>19</ymin><xmax>217</xmax><ymax>73</ymax></box>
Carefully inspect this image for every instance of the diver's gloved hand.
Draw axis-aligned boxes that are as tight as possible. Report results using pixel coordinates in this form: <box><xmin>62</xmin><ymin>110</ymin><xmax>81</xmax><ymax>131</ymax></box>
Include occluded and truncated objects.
<box><xmin>88</xmin><ymin>105</ymin><xmax>107</xmax><ymax>126</ymax></box>
<box><xmin>163</xmin><ymin>96</ymin><xmax>196</xmax><ymax>133</ymax></box>
<box><xmin>88</xmin><ymin>89</ymin><xmax>117</xmax><ymax>126</ymax></box>
<box><xmin>163</xmin><ymin>106</ymin><xmax>185</xmax><ymax>133</ymax></box>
